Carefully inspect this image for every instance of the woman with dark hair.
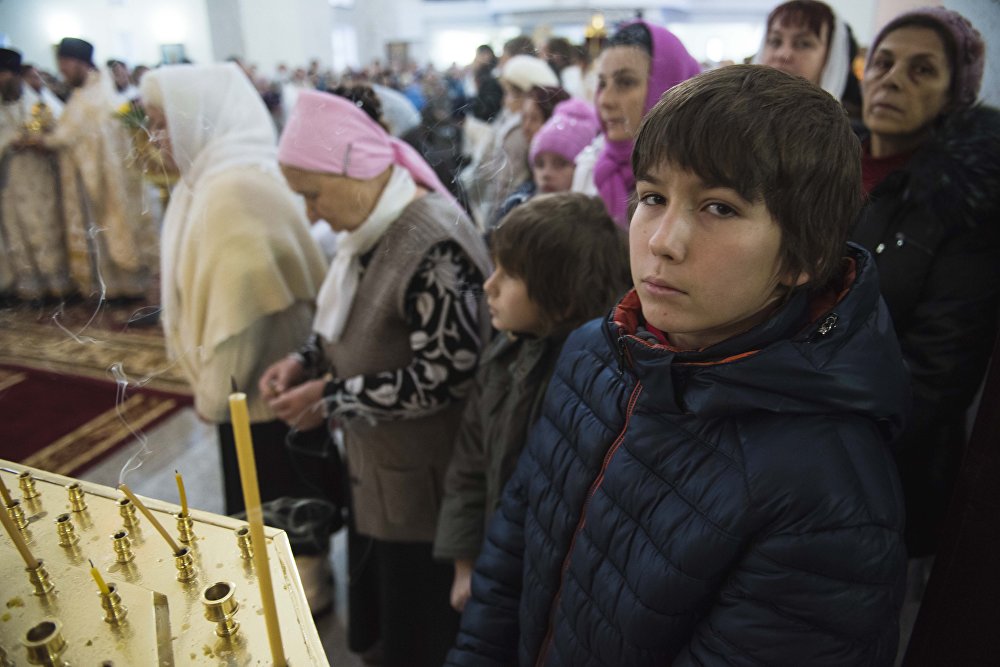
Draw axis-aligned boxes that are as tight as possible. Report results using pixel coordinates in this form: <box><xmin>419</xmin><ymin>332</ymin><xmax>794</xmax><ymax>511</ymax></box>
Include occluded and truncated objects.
<box><xmin>520</xmin><ymin>85</ymin><xmax>570</xmax><ymax>143</ymax></box>
<box><xmin>852</xmin><ymin>8</ymin><xmax>1000</xmax><ymax>560</ymax></box>
<box><xmin>571</xmin><ymin>20</ymin><xmax>700</xmax><ymax>228</ymax></box>
<box><xmin>488</xmin><ymin>85</ymin><xmax>571</xmax><ymax>224</ymax></box>
<box><xmin>755</xmin><ymin>0</ymin><xmax>863</xmax><ymax>119</ymax></box>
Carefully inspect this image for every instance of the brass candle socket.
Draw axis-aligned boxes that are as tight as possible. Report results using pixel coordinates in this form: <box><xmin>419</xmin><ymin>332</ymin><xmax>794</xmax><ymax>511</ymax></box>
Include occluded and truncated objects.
<box><xmin>66</xmin><ymin>483</ymin><xmax>86</xmax><ymax>512</ymax></box>
<box><xmin>6</xmin><ymin>499</ymin><xmax>28</xmax><ymax>530</ymax></box>
<box><xmin>117</xmin><ymin>497</ymin><xmax>138</xmax><ymax>526</ymax></box>
<box><xmin>112</xmin><ymin>529</ymin><xmax>135</xmax><ymax>563</ymax></box>
<box><xmin>22</xmin><ymin>619</ymin><xmax>67</xmax><ymax>666</ymax></box>
<box><xmin>176</xmin><ymin>512</ymin><xmax>195</xmax><ymax>543</ymax></box>
<box><xmin>54</xmin><ymin>514</ymin><xmax>79</xmax><ymax>547</ymax></box>
<box><xmin>174</xmin><ymin>546</ymin><xmax>197</xmax><ymax>582</ymax></box>
<box><xmin>100</xmin><ymin>582</ymin><xmax>128</xmax><ymax>624</ymax></box>
<box><xmin>26</xmin><ymin>560</ymin><xmax>54</xmax><ymax>596</ymax></box>
<box><xmin>18</xmin><ymin>471</ymin><xmax>40</xmax><ymax>499</ymax></box>
<box><xmin>235</xmin><ymin>525</ymin><xmax>253</xmax><ymax>560</ymax></box>
<box><xmin>202</xmin><ymin>581</ymin><xmax>240</xmax><ymax>638</ymax></box>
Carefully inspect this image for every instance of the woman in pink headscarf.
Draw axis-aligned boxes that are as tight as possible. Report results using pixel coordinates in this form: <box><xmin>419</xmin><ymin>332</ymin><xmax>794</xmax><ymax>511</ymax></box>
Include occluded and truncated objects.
<box><xmin>259</xmin><ymin>88</ymin><xmax>491</xmax><ymax>666</ymax></box>
<box><xmin>573</xmin><ymin>20</ymin><xmax>701</xmax><ymax>227</ymax></box>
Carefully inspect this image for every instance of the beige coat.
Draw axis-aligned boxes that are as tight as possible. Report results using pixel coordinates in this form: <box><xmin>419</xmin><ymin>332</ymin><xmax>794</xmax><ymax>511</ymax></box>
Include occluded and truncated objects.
<box><xmin>165</xmin><ymin>166</ymin><xmax>327</xmax><ymax>422</ymax></box>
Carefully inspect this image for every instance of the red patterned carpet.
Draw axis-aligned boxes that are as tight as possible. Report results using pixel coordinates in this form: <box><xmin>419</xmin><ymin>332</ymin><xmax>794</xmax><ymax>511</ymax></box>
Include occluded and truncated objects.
<box><xmin>0</xmin><ymin>300</ymin><xmax>192</xmax><ymax>475</ymax></box>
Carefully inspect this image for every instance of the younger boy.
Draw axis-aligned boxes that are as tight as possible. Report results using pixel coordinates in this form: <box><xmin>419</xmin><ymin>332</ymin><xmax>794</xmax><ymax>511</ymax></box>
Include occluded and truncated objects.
<box><xmin>447</xmin><ymin>65</ymin><xmax>909</xmax><ymax>665</ymax></box>
<box><xmin>434</xmin><ymin>192</ymin><xmax>631</xmax><ymax>613</ymax></box>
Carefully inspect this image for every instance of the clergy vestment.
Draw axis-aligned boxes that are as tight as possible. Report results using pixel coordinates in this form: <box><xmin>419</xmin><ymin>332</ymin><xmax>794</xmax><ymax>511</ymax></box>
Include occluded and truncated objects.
<box><xmin>44</xmin><ymin>69</ymin><xmax>153</xmax><ymax>299</ymax></box>
<box><xmin>0</xmin><ymin>89</ymin><xmax>71</xmax><ymax>300</ymax></box>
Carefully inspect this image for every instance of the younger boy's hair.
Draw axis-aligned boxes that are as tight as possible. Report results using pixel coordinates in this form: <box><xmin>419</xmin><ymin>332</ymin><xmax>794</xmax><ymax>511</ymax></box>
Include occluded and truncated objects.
<box><xmin>632</xmin><ymin>64</ymin><xmax>861</xmax><ymax>293</ymax></box>
<box><xmin>492</xmin><ymin>193</ymin><xmax>630</xmax><ymax>336</ymax></box>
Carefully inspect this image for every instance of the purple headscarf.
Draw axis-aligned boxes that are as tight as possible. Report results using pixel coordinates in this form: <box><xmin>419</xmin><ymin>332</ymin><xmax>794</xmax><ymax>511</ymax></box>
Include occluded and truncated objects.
<box><xmin>594</xmin><ymin>21</ymin><xmax>701</xmax><ymax>227</ymax></box>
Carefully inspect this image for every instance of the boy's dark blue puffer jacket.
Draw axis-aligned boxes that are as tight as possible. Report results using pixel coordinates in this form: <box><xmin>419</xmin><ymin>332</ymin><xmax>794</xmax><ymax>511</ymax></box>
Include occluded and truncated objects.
<box><xmin>447</xmin><ymin>245</ymin><xmax>909</xmax><ymax>666</ymax></box>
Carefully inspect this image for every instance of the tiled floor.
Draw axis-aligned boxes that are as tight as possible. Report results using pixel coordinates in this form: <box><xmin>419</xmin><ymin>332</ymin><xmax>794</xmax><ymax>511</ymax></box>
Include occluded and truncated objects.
<box><xmin>78</xmin><ymin>407</ymin><xmax>363</xmax><ymax>666</ymax></box>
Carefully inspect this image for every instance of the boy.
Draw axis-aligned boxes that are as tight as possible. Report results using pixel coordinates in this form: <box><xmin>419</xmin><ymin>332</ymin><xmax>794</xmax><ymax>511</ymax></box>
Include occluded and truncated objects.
<box><xmin>447</xmin><ymin>65</ymin><xmax>909</xmax><ymax>665</ymax></box>
<box><xmin>435</xmin><ymin>192</ymin><xmax>631</xmax><ymax>612</ymax></box>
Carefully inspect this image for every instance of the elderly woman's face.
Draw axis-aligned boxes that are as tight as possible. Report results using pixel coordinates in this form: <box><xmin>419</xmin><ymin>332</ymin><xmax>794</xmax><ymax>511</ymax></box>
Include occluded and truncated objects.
<box><xmin>281</xmin><ymin>165</ymin><xmax>376</xmax><ymax>231</ymax></box>
<box><xmin>862</xmin><ymin>26</ymin><xmax>952</xmax><ymax>151</ymax></box>
<box><xmin>761</xmin><ymin>18</ymin><xmax>830</xmax><ymax>86</ymax></box>
<box><xmin>145</xmin><ymin>105</ymin><xmax>178</xmax><ymax>175</ymax></box>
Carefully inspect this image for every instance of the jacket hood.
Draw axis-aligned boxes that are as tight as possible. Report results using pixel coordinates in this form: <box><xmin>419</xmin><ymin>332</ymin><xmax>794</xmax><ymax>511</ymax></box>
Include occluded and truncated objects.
<box><xmin>895</xmin><ymin>104</ymin><xmax>1000</xmax><ymax>231</ymax></box>
<box><xmin>607</xmin><ymin>244</ymin><xmax>910</xmax><ymax>442</ymax></box>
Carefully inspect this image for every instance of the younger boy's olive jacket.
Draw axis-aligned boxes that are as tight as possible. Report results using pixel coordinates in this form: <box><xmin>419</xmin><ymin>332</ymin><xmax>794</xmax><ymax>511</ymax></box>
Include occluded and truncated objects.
<box><xmin>448</xmin><ymin>244</ymin><xmax>909</xmax><ymax>666</ymax></box>
<box><xmin>434</xmin><ymin>332</ymin><xmax>564</xmax><ymax>562</ymax></box>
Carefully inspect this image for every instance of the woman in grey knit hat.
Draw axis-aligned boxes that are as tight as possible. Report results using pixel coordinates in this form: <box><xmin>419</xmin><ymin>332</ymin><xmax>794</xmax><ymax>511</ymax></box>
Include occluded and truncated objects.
<box><xmin>851</xmin><ymin>7</ymin><xmax>1000</xmax><ymax>563</ymax></box>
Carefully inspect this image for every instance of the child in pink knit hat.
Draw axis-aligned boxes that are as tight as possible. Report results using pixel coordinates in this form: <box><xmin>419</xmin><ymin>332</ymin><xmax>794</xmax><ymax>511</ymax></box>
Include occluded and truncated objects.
<box><xmin>529</xmin><ymin>98</ymin><xmax>600</xmax><ymax>194</ymax></box>
<box><xmin>491</xmin><ymin>99</ymin><xmax>600</xmax><ymax>224</ymax></box>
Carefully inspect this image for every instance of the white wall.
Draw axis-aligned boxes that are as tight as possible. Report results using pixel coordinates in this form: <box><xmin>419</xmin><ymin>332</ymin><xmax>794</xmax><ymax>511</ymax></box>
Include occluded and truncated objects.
<box><xmin>944</xmin><ymin>0</ymin><xmax>998</xmax><ymax>107</ymax></box>
<box><xmin>0</xmin><ymin>0</ymin><xmax>213</xmax><ymax>71</ymax></box>
<box><xmin>239</xmin><ymin>0</ymin><xmax>334</xmax><ymax>74</ymax></box>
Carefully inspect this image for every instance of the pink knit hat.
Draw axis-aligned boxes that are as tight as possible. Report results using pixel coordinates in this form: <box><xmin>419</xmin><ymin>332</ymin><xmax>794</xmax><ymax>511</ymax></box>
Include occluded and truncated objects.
<box><xmin>278</xmin><ymin>89</ymin><xmax>455</xmax><ymax>203</ymax></box>
<box><xmin>868</xmin><ymin>7</ymin><xmax>984</xmax><ymax>109</ymax></box>
<box><xmin>529</xmin><ymin>99</ymin><xmax>600</xmax><ymax>164</ymax></box>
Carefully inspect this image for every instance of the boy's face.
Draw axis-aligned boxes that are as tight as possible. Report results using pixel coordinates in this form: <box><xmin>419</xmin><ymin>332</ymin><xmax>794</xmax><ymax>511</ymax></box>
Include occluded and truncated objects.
<box><xmin>484</xmin><ymin>264</ymin><xmax>545</xmax><ymax>336</ymax></box>
<box><xmin>631</xmin><ymin>162</ymin><xmax>806</xmax><ymax>350</ymax></box>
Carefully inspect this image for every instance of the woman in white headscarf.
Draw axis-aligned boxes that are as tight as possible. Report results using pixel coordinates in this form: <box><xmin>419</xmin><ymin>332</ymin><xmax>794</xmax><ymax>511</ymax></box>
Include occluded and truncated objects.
<box><xmin>139</xmin><ymin>63</ymin><xmax>327</xmax><ymax>516</ymax></box>
<box><xmin>755</xmin><ymin>0</ymin><xmax>863</xmax><ymax>121</ymax></box>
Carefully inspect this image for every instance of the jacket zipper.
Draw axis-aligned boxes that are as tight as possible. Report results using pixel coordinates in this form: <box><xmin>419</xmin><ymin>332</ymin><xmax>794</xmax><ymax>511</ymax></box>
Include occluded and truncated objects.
<box><xmin>535</xmin><ymin>381</ymin><xmax>644</xmax><ymax>666</ymax></box>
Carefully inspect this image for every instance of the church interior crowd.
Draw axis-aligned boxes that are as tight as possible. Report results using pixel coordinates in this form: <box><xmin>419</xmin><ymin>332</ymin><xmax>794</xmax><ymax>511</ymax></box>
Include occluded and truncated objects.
<box><xmin>1</xmin><ymin>1</ymin><xmax>998</xmax><ymax>664</ymax></box>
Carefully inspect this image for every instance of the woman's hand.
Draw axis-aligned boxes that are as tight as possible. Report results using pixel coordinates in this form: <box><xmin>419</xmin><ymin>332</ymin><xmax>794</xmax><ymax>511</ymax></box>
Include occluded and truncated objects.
<box><xmin>450</xmin><ymin>558</ymin><xmax>475</xmax><ymax>612</ymax></box>
<box><xmin>267</xmin><ymin>378</ymin><xmax>327</xmax><ymax>430</ymax></box>
<box><xmin>259</xmin><ymin>356</ymin><xmax>306</xmax><ymax>400</ymax></box>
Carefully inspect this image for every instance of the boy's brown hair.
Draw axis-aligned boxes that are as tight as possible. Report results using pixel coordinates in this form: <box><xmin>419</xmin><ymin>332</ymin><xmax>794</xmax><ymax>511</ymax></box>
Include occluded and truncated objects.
<box><xmin>492</xmin><ymin>193</ymin><xmax>631</xmax><ymax>336</ymax></box>
<box><xmin>632</xmin><ymin>64</ymin><xmax>861</xmax><ymax>293</ymax></box>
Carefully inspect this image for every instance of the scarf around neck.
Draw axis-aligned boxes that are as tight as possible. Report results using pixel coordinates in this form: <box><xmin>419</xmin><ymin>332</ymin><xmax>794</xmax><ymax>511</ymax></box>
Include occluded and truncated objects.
<box><xmin>313</xmin><ymin>165</ymin><xmax>417</xmax><ymax>343</ymax></box>
<box><xmin>594</xmin><ymin>21</ymin><xmax>701</xmax><ymax>227</ymax></box>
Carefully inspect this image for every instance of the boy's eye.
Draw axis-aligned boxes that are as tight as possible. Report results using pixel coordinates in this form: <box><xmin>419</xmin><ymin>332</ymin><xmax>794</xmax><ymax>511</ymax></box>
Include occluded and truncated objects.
<box><xmin>639</xmin><ymin>193</ymin><xmax>665</xmax><ymax>207</ymax></box>
<box><xmin>705</xmin><ymin>202</ymin><xmax>737</xmax><ymax>218</ymax></box>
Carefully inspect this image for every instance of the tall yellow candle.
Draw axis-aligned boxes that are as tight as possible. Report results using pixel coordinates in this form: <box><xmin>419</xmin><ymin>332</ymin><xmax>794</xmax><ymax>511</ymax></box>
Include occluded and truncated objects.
<box><xmin>229</xmin><ymin>390</ymin><xmax>286</xmax><ymax>666</ymax></box>
<box><xmin>0</xmin><ymin>474</ymin><xmax>13</xmax><ymax>506</ymax></box>
<box><xmin>89</xmin><ymin>558</ymin><xmax>111</xmax><ymax>596</ymax></box>
<box><xmin>174</xmin><ymin>470</ymin><xmax>189</xmax><ymax>517</ymax></box>
<box><xmin>0</xmin><ymin>499</ymin><xmax>38</xmax><ymax>569</ymax></box>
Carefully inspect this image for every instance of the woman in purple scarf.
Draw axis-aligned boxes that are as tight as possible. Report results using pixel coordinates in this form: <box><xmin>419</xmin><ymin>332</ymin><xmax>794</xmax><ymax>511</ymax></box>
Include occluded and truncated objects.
<box><xmin>574</xmin><ymin>20</ymin><xmax>700</xmax><ymax>227</ymax></box>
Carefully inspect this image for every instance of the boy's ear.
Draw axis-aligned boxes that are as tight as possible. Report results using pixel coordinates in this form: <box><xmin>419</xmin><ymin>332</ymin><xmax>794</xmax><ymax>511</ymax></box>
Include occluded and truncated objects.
<box><xmin>780</xmin><ymin>269</ymin><xmax>811</xmax><ymax>288</ymax></box>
